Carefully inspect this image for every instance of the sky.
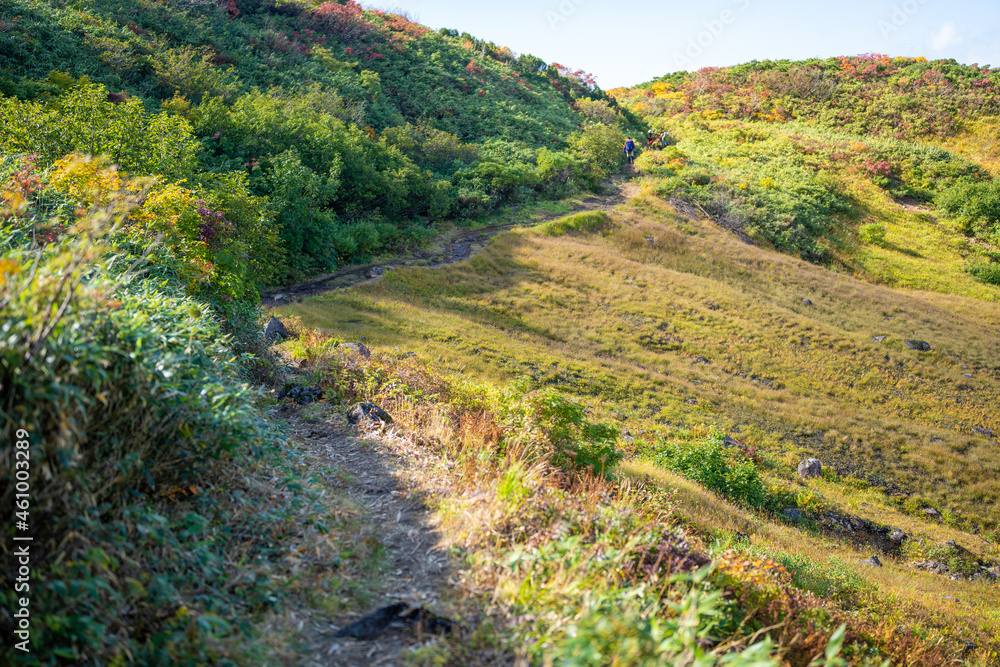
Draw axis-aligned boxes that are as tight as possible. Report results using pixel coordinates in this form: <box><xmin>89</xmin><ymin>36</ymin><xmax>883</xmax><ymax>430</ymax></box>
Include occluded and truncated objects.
<box><xmin>370</xmin><ymin>0</ymin><xmax>1000</xmax><ymax>88</ymax></box>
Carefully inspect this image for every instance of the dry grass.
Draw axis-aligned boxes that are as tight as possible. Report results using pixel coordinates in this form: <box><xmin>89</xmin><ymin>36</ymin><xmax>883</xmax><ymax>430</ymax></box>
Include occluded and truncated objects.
<box><xmin>624</xmin><ymin>460</ymin><xmax>1000</xmax><ymax>658</ymax></box>
<box><xmin>278</xmin><ymin>195</ymin><xmax>1000</xmax><ymax>528</ymax></box>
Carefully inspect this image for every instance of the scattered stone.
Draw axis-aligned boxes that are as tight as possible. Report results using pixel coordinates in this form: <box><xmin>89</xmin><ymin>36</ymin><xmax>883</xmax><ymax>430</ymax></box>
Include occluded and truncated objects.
<box><xmin>333</xmin><ymin>602</ymin><xmax>453</xmax><ymax>640</ymax></box>
<box><xmin>398</xmin><ymin>351</ymin><xmax>417</xmax><ymax>359</ymax></box>
<box><xmin>278</xmin><ymin>385</ymin><xmax>322</xmax><ymax>404</ymax></box>
<box><xmin>923</xmin><ymin>507</ymin><xmax>942</xmax><ymax>520</ymax></box>
<box><xmin>872</xmin><ymin>335</ymin><xmax>887</xmax><ymax>343</ymax></box>
<box><xmin>342</xmin><ymin>342</ymin><xmax>371</xmax><ymax>358</ymax></box>
<box><xmin>734</xmin><ymin>531</ymin><xmax>750</xmax><ymax>544</ymax></box>
<box><xmin>800</xmin><ymin>298</ymin><xmax>813</xmax><ymax>305</ymax></box>
<box><xmin>347</xmin><ymin>402</ymin><xmax>393</xmax><ymax>425</ymax></box>
<box><xmin>692</xmin><ymin>356</ymin><xmax>711</xmax><ymax>365</ymax></box>
<box><xmin>782</xmin><ymin>508</ymin><xmax>805</xmax><ymax>521</ymax></box>
<box><xmin>272</xmin><ymin>293</ymin><xmax>285</xmax><ymax>301</ymax></box>
<box><xmin>972</xmin><ymin>427</ymin><xmax>995</xmax><ymax>437</ymax></box>
<box><xmin>365</xmin><ymin>267</ymin><xmax>385</xmax><ymax>279</ymax></box>
<box><xmin>723</xmin><ymin>436</ymin><xmax>743</xmax><ymax>448</ymax></box>
<box><xmin>904</xmin><ymin>339</ymin><xmax>931</xmax><ymax>351</ymax></box>
<box><xmin>914</xmin><ymin>560</ymin><xmax>949</xmax><ymax>575</ymax></box>
<box><xmin>264</xmin><ymin>316</ymin><xmax>290</xmax><ymax>342</ymax></box>
<box><xmin>963</xmin><ymin>373</ymin><xmax>974</xmax><ymax>378</ymax></box>
<box><xmin>706</xmin><ymin>302</ymin><xmax>720</xmax><ymax>311</ymax></box>
<box><xmin>797</xmin><ymin>458</ymin><xmax>822</xmax><ymax>479</ymax></box>
<box><xmin>621</xmin><ymin>429</ymin><xmax>635</xmax><ymax>445</ymax></box>
<box><xmin>685</xmin><ymin>398</ymin><xmax>698</xmax><ymax>405</ymax></box>
<box><xmin>860</xmin><ymin>555</ymin><xmax>882</xmax><ymax>567</ymax></box>
<box><xmin>889</xmin><ymin>529</ymin><xmax>907</xmax><ymax>545</ymax></box>
<box><xmin>944</xmin><ymin>539</ymin><xmax>958</xmax><ymax>548</ymax></box>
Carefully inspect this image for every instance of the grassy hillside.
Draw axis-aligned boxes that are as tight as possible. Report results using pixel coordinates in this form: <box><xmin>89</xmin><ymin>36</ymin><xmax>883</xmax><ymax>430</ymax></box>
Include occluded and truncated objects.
<box><xmin>278</xmin><ymin>194</ymin><xmax>1000</xmax><ymax>663</ymax></box>
<box><xmin>274</xmin><ymin>58</ymin><xmax>1000</xmax><ymax>661</ymax></box>
<box><xmin>0</xmin><ymin>1</ymin><xmax>641</xmax><ymax>664</ymax></box>
<box><xmin>1</xmin><ymin>0</ymin><xmax>641</xmax><ymax>280</ymax></box>
<box><xmin>5</xmin><ymin>5</ymin><xmax>1000</xmax><ymax>660</ymax></box>
<box><xmin>609</xmin><ymin>56</ymin><xmax>1000</xmax><ymax>281</ymax></box>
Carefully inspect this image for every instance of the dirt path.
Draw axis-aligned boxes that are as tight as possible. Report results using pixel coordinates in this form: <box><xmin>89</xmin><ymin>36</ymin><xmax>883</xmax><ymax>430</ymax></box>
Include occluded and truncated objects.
<box><xmin>280</xmin><ymin>408</ymin><xmax>466</xmax><ymax>667</ymax></box>
<box><xmin>262</xmin><ymin>176</ymin><xmax>638</xmax><ymax>306</ymax></box>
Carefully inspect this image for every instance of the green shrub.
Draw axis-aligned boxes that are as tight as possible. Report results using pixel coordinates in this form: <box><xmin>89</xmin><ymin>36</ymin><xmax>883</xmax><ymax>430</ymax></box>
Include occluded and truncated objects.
<box><xmin>654</xmin><ymin>430</ymin><xmax>769</xmax><ymax>509</ymax></box>
<box><xmin>937</xmin><ymin>179</ymin><xmax>1000</xmax><ymax>243</ymax></box>
<box><xmin>570</xmin><ymin>123</ymin><xmax>628</xmax><ymax>174</ymax></box>
<box><xmin>0</xmin><ymin>197</ymin><xmax>285</xmax><ymax>662</ymax></box>
<box><xmin>552</xmin><ymin>577</ymin><xmax>779</xmax><ymax>666</ymax></box>
<box><xmin>858</xmin><ymin>222</ymin><xmax>887</xmax><ymax>246</ymax></box>
<box><xmin>965</xmin><ymin>258</ymin><xmax>1000</xmax><ymax>285</ymax></box>
<box><xmin>529</xmin><ymin>388</ymin><xmax>622</xmax><ymax>477</ymax></box>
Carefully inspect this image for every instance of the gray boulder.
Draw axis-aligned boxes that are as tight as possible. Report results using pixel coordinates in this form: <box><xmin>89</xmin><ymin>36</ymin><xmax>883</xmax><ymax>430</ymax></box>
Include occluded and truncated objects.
<box><xmin>264</xmin><ymin>316</ymin><xmax>290</xmax><ymax>342</ymax></box>
<box><xmin>860</xmin><ymin>555</ymin><xmax>882</xmax><ymax>567</ymax></box>
<box><xmin>889</xmin><ymin>529</ymin><xmax>907</xmax><ymax>545</ymax></box>
<box><xmin>347</xmin><ymin>402</ymin><xmax>393</xmax><ymax>425</ymax></box>
<box><xmin>342</xmin><ymin>342</ymin><xmax>371</xmax><ymax>358</ymax></box>
<box><xmin>797</xmin><ymin>458</ymin><xmax>822</xmax><ymax>479</ymax></box>
<box><xmin>905</xmin><ymin>339</ymin><xmax>931</xmax><ymax>351</ymax></box>
<box><xmin>923</xmin><ymin>507</ymin><xmax>942</xmax><ymax>520</ymax></box>
<box><xmin>782</xmin><ymin>508</ymin><xmax>805</xmax><ymax>521</ymax></box>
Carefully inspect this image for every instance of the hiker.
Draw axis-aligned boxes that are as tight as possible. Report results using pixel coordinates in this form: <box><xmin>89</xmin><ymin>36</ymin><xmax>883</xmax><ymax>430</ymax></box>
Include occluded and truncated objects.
<box><xmin>647</xmin><ymin>129</ymin><xmax>657</xmax><ymax>149</ymax></box>
<box><xmin>660</xmin><ymin>130</ymin><xmax>670</xmax><ymax>147</ymax></box>
<box><xmin>623</xmin><ymin>137</ymin><xmax>635</xmax><ymax>164</ymax></box>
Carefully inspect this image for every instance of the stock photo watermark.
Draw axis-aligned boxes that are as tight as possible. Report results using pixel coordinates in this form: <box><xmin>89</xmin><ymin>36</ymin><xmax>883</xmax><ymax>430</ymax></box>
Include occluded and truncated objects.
<box><xmin>12</xmin><ymin>428</ymin><xmax>34</xmax><ymax>654</ymax></box>
<box><xmin>545</xmin><ymin>0</ymin><xmax>587</xmax><ymax>30</ymax></box>
<box><xmin>672</xmin><ymin>0</ymin><xmax>752</xmax><ymax>70</ymax></box>
<box><xmin>877</xmin><ymin>0</ymin><xmax>931</xmax><ymax>39</ymax></box>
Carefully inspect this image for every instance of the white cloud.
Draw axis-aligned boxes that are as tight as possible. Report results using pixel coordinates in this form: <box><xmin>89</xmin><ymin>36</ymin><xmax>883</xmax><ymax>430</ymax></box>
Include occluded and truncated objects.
<box><xmin>927</xmin><ymin>21</ymin><xmax>963</xmax><ymax>52</ymax></box>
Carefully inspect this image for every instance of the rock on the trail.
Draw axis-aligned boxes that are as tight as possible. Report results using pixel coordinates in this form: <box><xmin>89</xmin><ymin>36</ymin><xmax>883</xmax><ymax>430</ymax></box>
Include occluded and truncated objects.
<box><xmin>905</xmin><ymin>339</ymin><xmax>931</xmax><ymax>351</ymax></box>
<box><xmin>923</xmin><ymin>507</ymin><xmax>942</xmax><ymax>520</ymax></box>
<box><xmin>342</xmin><ymin>342</ymin><xmax>371</xmax><ymax>358</ymax></box>
<box><xmin>889</xmin><ymin>529</ymin><xmax>907</xmax><ymax>545</ymax></box>
<box><xmin>347</xmin><ymin>402</ymin><xmax>393</xmax><ymax>425</ymax></box>
<box><xmin>264</xmin><ymin>316</ymin><xmax>289</xmax><ymax>342</ymax></box>
<box><xmin>278</xmin><ymin>385</ymin><xmax>322</xmax><ymax>404</ymax></box>
<box><xmin>333</xmin><ymin>602</ymin><xmax>453</xmax><ymax>640</ymax></box>
<box><xmin>860</xmin><ymin>555</ymin><xmax>882</xmax><ymax>567</ymax></box>
<box><xmin>797</xmin><ymin>458</ymin><xmax>822</xmax><ymax>479</ymax></box>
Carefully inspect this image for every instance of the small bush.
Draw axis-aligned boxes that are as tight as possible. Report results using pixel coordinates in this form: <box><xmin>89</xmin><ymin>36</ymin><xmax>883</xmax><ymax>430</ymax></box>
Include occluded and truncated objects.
<box><xmin>937</xmin><ymin>179</ymin><xmax>1000</xmax><ymax>243</ymax></box>
<box><xmin>858</xmin><ymin>222</ymin><xmax>887</xmax><ymax>246</ymax></box>
<box><xmin>654</xmin><ymin>430</ymin><xmax>769</xmax><ymax>509</ymax></box>
<box><xmin>965</xmin><ymin>257</ymin><xmax>1000</xmax><ymax>285</ymax></box>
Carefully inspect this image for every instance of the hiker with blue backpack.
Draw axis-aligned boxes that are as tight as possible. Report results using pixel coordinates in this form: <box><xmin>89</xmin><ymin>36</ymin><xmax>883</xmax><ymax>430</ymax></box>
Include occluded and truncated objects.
<box><xmin>623</xmin><ymin>137</ymin><xmax>636</xmax><ymax>164</ymax></box>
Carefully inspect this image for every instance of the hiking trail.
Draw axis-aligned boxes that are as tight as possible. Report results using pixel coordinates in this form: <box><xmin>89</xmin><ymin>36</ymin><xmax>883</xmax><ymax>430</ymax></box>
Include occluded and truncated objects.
<box><xmin>262</xmin><ymin>174</ymin><xmax>638</xmax><ymax>305</ymax></box>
